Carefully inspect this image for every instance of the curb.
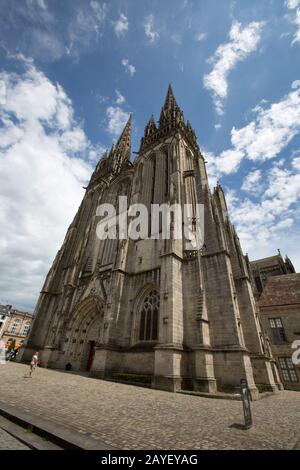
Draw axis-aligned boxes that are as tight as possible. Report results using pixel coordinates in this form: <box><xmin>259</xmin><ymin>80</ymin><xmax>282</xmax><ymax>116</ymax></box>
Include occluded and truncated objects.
<box><xmin>177</xmin><ymin>390</ymin><xmax>277</xmax><ymax>401</ymax></box>
<box><xmin>0</xmin><ymin>401</ymin><xmax>119</xmax><ymax>450</ymax></box>
<box><xmin>0</xmin><ymin>414</ymin><xmax>61</xmax><ymax>450</ymax></box>
<box><xmin>293</xmin><ymin>439</ymin><xmax>300</xmax><ymax>450</ymax></box>
<box><xmin>177</xmin><ymin>390</ymin><xmax>242</xmax><ymax>400</ymax></box>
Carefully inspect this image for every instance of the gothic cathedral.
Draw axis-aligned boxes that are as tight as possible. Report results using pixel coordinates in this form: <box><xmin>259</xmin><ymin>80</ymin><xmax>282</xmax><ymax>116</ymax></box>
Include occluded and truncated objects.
<box><xmin>22</xmin><ymin>86</ymin><xmax>282</xmax><ymax>397</ymax></box>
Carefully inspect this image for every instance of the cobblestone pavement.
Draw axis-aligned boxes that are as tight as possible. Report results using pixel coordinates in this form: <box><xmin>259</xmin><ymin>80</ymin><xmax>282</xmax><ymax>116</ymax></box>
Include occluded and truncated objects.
<box><xmin>0</xmin><ymin>363</ymin><xmax>299</xmax><ymax>450</ymax></box>
<box><xmin>0</xmin><ymin>428</ymin><xmax>29</xmax><ymax>450</ymax></box>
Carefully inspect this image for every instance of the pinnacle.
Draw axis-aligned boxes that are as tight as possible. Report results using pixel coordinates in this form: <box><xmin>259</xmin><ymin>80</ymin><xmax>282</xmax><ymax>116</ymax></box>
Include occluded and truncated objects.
<box><xmin>163</xmin><ymin>84</ymin><xmax>177</xmax><ymax>112</ymax></box>
<box><xmin>116</xmin><ymin>113</ymin><xmax>132</xmax><ymax>150</ymax></box>
<box><xmin>144</xmin><ymin>114</ymin><xmax>156</xmax><ymax>134</ymax></box>
<box><xmin>109</xmin><ymin>113</ymin><xmax>132</xmax><ymax>172</ymax></box>
<box><xmin>148</xmin><ymin>114</ymin><xmax>155</xmax><ymax>125</ymax></box>
<box><xmin>158</xmin><ymin>84</ymin><xmax>184</xmax><ymax>129</ymax></box>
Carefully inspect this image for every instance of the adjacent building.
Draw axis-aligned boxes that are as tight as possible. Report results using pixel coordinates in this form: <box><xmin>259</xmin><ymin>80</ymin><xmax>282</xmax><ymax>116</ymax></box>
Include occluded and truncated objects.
<box><xmin>1</xmin><ymin>308</ymin><xmax>34</xmax><ymax>349</ymax></box>
<box><xmin>0</xmin><ymin>304</ymin><xmax>12</xmax><ymax>339</ymax></box>
<box><xmin>21</xmin><ymin>86</ymin><xmax>281</xmax><ymax>397</ymax></box>
<box><xmin>259</xmin><ymin>274</ymin><xmax>300</xmax><ymax>391</ymax></box>
<box><xmin>250</xmin><ymin>252</ymin><xmax>295</xmax><ymax>296</ymax></box>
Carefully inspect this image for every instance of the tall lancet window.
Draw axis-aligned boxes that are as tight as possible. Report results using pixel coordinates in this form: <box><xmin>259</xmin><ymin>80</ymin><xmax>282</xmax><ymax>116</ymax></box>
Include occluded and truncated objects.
<box><xmin>139</xmin><ymin>290</ymin><xmax>160</xmax><ymax>341</ymax></box>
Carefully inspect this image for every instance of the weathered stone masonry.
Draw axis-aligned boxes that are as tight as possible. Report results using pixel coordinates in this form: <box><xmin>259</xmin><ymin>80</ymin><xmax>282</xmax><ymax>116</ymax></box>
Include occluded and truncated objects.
<box><xmin>21</xmin><ymin>86</ymin><xmax>282</xmax><ymax>397</ymax></box>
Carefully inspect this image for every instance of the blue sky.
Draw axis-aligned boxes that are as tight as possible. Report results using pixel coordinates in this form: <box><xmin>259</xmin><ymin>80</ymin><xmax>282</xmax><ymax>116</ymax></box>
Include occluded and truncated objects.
<box><xmin>0</xmin><ymin>0</ymin><xmax>300</xmax><ymax>310</ymax></box>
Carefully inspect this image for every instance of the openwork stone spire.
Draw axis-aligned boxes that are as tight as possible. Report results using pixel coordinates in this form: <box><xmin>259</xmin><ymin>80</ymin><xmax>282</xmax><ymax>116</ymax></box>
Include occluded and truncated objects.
<box><xmin>88</xmin><ymin>115</ymin><xmax>132</xmax><ymax>185</ymax></box>
<box><xmin>106</xmin><ymin>114</ymin><xmax>132</xmax><ymax>175</ymax></box>
<box><xmin>158</xmin><ymin>84</ymin><xmax>184</xmax><ymax>129</ymax></box>
<box><xmin>140</xmin><ymin>85</ymin><xmax>199</xmax><ymax>152</ymax></box>
<box><xmin>162</xmin><ymin>84</ymin><xmax>177</xmax><ymax>113</ymax></box>
<box><xmin>143</xmin><ymin>114</ymin><xmax>157</xmax><ymax>138</ymax></box>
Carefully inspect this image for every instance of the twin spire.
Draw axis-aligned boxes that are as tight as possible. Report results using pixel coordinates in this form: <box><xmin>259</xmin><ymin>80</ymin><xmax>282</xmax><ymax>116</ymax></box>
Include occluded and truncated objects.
<box><xmin>107</xmin><ymin>85</ymin><xmax>183</xmax><ymax>170</ymax></box>
<box><xmin>93</xmin><ymin>85</ymin><xmax>198</xmax><ymax>182</ymax></box>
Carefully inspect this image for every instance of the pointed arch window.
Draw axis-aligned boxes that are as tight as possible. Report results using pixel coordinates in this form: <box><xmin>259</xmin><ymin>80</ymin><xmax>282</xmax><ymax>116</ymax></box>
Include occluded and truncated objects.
<box><xmin>139</xmin><ymin>290</ymin><xmax>160</xmax><ymax>341</ymax></box>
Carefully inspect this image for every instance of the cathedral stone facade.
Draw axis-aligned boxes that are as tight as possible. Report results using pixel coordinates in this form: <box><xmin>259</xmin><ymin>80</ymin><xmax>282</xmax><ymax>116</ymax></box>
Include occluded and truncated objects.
<box><xmin>22</xmin><ymin>86</ymin><xmax>282</xmax><ymax>397</ymax></box>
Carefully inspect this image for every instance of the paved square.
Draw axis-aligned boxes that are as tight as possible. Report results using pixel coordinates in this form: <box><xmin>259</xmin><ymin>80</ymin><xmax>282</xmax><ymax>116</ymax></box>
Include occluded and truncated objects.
<box><xmin>0</xmin><ymin>363</ymin><xmax>299</xmax><ymax>450</ymax></box>
<box><xmin>0</xmin><ymin>428</ymin><xmax>29</xmax><ymax>450</ymax></box>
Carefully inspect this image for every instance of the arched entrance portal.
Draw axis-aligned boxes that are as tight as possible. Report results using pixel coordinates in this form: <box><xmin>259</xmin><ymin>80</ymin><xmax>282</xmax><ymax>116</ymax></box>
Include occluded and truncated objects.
<box><xmin>86</xmin><ymin>341</ymin><xmax>96</xmax><ymax>372</ymax></box>
<box><xmin>65</xmin><ymin>296</ymin><xmax>104</xmax><ymax>371</ymax></box>
<box><xmin>80</xmin><ymin>315</ymin><xmax>101</xmax><ymax>371</ymax></box>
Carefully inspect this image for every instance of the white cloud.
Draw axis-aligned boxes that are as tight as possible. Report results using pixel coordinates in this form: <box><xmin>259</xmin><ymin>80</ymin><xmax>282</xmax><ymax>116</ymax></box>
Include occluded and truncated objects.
<box><xmin>88</xmin><ymin>142</ymin><xmax>107</xmax><ymax>162</ymax></box>
<box><xmin>113</xmin><ymin>13</ymin><xmax>129</xmax><ymax>38</ymax></box>
<box><xmin>0</xmin><ymin>60</ymin><xmax>95</xmax><ymax>310</ymax></box>
<box><xmin>0</xmin><ymin>1</ymin><xmax>62</xmax><ymax>61</ymax></box>
<box><xmin>291</xmin><ymin>9</ymin><xmax>300</xmax><ymax>44</ymax></box>
<box><xmin>0</xmin><ymin>1</ymin><xmax>108</xmax><ymax>62</ymax></box>
<box><xmin>205</xmin><ymin>84</ymin><xmax>300</xmax><ymax>181</ymax></box>
<box><xmin>241</xmin><ymin>169</ymin><xmax>263</xmax><ymax>194</ymax></box>
<box><xmin>286</xmin><ymin>0</ymin><xmax>300</xmax><ymax>9</ymax></box>
<box><xmin>19</xmin><ymin>1</ymin><xmax>108</xmax><ymax>61</ymax></box>
<box><xmin>74</xmin><ymin>2</ymin><xmax>108</xmax><ymax>36</ymax></box>
<box><xmin>97</xmin><ymin>94</ymin><xmax>109</xmax><ymax>104</ymax></box>
<box><xmin>67</xmin><ymin>2</ymin><xmax>108</xmax><ymax>56</ymax></box>
<box><xmin>90</xmin><ymin>0</ymin><xmax>107</xmax><ymax>24</ymax></box>
<box><xmin>202</xmin><ymin>150</ymin><xmax>223</xmax><ymax>187</ymax></box>
<box><xmin>106</xmin><ymin>106</ymin><xmax>129</xmax><ymax>136</ymax></box>
<box><xmin>31</xmin><ymin>0</ymin><xmax>47</xmax><ymax>10</ymax></box>
<box><xmin>115</xmin><ymin>89</ymin><xmax>125</xmax><ymax>105</ymax></box>
<box><xmin>292</xmin><ymin>155</ymin><xmax>300</xmax><ymax>169</ymax></box>
<box><xmin>204</xmin><ymin>148</ymin><xmax>244</xmax><ymax>186</ymax></box>
<box><xmin>231</xmin><ymin>86</ymin><xmax>300</xmax><ymax>161</ymax></box>
<box><xmin>30</xmin><ymin>29</ymin><xmax>66</xmax><ymax>61</ymax></box>
<box><xmin>143</xmin><ymin>14</ymin><xmax>159</xmax><ymax>43</ymax></box>
<box><xmin>203</xmin><ymin>20</ymin><xmax>264</xmax><ymax>115</ymax></box>
<box><xmin>0</xmin><ymin>80</ymin><xmax>6</xmax><ymax>105</ymax></box>
<box><xmin>292</xmin><ymin>80</ymin><xmax>300</xmax><ymax>89</ymax></box>
<box><xmin>285</xmin><ymin>0</ymin><xmax>300</xmax><ymax>45</ymax></box>
<box><xmin>23</xmin><ymin>0</ymin><xmax>52</xmax><ymax>20</ymax></box>
<box><xmin>195</xmin><ymin>32</ymin><xmax>207</xmax><ymax>42</ymax></box>
<box><xmin>228</xmin><ymin>158</ymin><xmax>300</xmax><ymax>270</ymax></box>
<box><xmin>201</xmin><ymin>77</ymin><xmax>300</xmax><ymax>272</ymax></box>
<box><xmin>121</xmin><ymin>58</ymin><xmax>136</xmax><ymax>77</ymax></box>
<box><xmin>207</xmin><ymin>144</ymin><xmax>300</xmax><ymax>275</ymax></box>
<box><xmin>59</xmin><ymin>128</ymin><xmax>89</xmax><ymax>153</ymax></box>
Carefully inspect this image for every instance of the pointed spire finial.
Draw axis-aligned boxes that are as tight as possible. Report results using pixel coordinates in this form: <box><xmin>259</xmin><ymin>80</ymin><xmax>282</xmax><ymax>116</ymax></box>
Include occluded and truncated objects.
<box><xmin>116</xmin><ymin>113</ymin><xmax>131</xmax><ymax>146</ymax></box>
<box><xmin>163</xmin><ymin>84</ymin><xmax>177</xmax><ymax>112</ymax></box>
<box><xmin>110</xmin><ymin>113</ymin><xmax>132</xmax><ymax>173</ymax></box>
<box><xmin>159</xmin><ymin>84</ymin><xmax>184</xmax><ymax>128</ymax></box>
<box><xmin>140</xmin><ymin>114</ymin><xmax>157</xmax><ymax>151</ymax></box>
<box><xmin>144</xmin><ymin>114</ymin><xmax>156</xmax><ymax>136</ymax></box>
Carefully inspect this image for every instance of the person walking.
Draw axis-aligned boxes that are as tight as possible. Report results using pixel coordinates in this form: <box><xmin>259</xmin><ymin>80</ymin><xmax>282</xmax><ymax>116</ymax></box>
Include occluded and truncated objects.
<box><xmin>0</xmin><ymin>340</ymin><xmax>6</xmax><ymax>365</ymax></box>
<box><xmin>29</xmin><ymin>351</ymin><xmax>39</xmax><ymax>377</ymax></box>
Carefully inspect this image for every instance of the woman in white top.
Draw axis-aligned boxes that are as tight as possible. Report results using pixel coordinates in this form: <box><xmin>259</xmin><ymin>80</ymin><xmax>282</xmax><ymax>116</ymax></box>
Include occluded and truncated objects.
<box><xmin>29</xmin><ymin>351</ymin><xmax>39</xmax><ymax>377</ymax></box>
<box><xmin>0</xmin><ymin>340</ymin><xmax>6</xmax><ymax>365</ymax></box>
